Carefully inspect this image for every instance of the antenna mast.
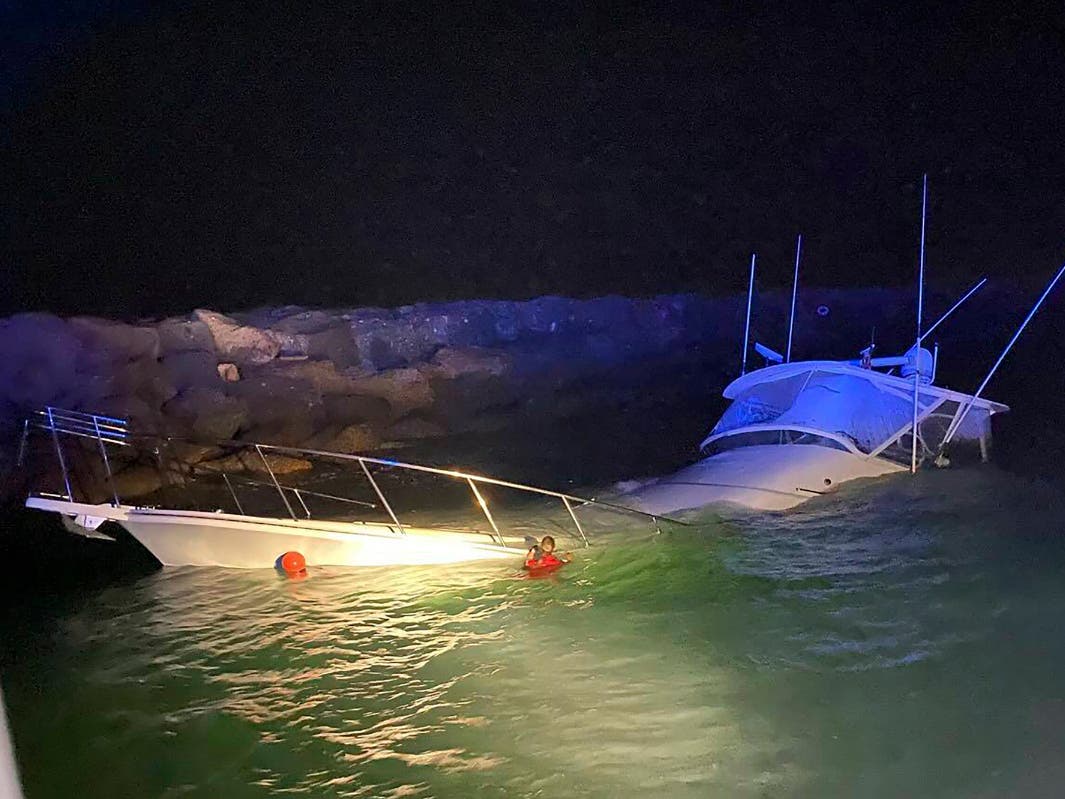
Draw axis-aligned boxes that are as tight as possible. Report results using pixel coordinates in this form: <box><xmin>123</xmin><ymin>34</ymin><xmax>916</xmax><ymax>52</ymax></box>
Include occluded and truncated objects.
<box><xmin>786</xmin><ymin>234</ymin><xmax>802</xmax><ymax>363</ymax></box>
<box><xmin>919</xmin><ymin>277</ymin><xmax>988</xmax><ymax>343</ymax></box>
<box><xmin>910</xmin><ymin>174</ymin><xmax>928</xmax><ymax>474</ymax></box>
<box><xmin>741</xmin><ymin>253</ymin><xmax>756</xmax><ymax>376</ymax></box>
<box><xmin>941</xmin><ymin>260</ymin><xmax>1065</xmax><ymax>450</ymax></box>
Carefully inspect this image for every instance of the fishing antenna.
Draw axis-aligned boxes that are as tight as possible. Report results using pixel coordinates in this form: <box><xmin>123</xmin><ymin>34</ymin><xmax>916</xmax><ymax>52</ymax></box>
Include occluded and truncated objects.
<box><xmin>786</xmin><ymin>234</ymin><xmax>802</xmax><ymax>363</ymax></box>
<box><xmin>910</xmin><ymin>174</ymin><xmax>929</xmax><ymax>474</ymax></box>
<box><xmin>740</xmin><ymin>253</ymin><xmax>756</xmax><ymax>376</ymax></box>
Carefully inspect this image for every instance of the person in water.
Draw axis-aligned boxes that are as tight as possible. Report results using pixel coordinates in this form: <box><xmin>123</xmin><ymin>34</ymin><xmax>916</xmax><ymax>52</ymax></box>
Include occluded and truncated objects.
<box><xmin>525</xmin><ymin>535</ymin><xmax>572</xmax><ymax>568</ymax></box>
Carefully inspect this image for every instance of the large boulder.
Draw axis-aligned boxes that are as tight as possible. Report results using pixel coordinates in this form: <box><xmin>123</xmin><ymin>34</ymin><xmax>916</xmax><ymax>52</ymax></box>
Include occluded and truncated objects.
<box><xmin>240</xmin><ymin>415</ymin><xmax>319</xmax><ymax>448</ymax></box>
<box><xmin>517</xmin><ymin>295</ymin><xmax>573</xmax><ymax>335</ymax></box>
<box><xmin>69</xmin><ymin>317</ymin><xmax>160</xmax><ymax>363</ymax></box>
<box><xmin>252</xmin><ymin>310</ymin><xmax>361</xmax><ymax>363</ymax></box>
<box><xmin>92</xmin><ymin>395</ymin><xmax>159</xmax><ymax>432</ymax></box>
<box><xmin>129</xmin><ymin>357</ymin><xmax>179</xmax><ymax>405</ymax></box>
<box><xmin>322</xmin><ymin>394</ymin><xmax>392</xmax><ymax>426</ymax></box>
<box><xmin>401</xmin><ymin>301</ymin><xmax>499</xmax><ymax>349</ymax></box>
<box><xmin>269</xmin><ymin>309</ymin><xmax>339</xmax><ymax>335</ymax></box>
<box><xmin>427</xmin><ymin>372</ymin><xmax>520</xmax><ymax>422</ymax></box>
<box><xmin>163</xmin><ymin>388</ymin><xmax>248</xmax><ymax>442</ymax></box>
<box><xmin>307</xmin><ymin>423</ymin><xmax>381</xmax><ymax>454</ymax></box>
<box><xmin>156</xmin><ymin>317</ymin><xmax>215</xmax><ymax>354</ymax></box>
<box><xmin>200</xmin><ymin>451</ymin><xmax>312</xmax><ymax>476</ymax></box>
<box><xmin>345</xmin><ymin>368</ymin><xmax>434</xmax><ymax>417</ymax></box>
<box><xmin>304</xmin><ymin>326</ymin><xmax>361</xmax><ymax>369</ymax></box>
<box><xmin>349</xmin><ymin>317</ymin><xmax>435</xmax><ymax>371</ymax></box>
<box><xmin>489</xmin><ymin>301</ymin><xmax>522</xmax><ymax>343</ymax></box>
<box><xmin>192</xmin><ymin>309</ymin><xmax>281</xmax><ymax>365</ymax></box>
<box><xmin>112</xmin><ymin>463</ymin><xmax>165</xmax><ymax>499</ymax></box>
<box><xmin>161</xmin><ymin>350</ymin><xmax>222</xmax><ymax>391</ymax></box>
<box><xmin>426</xmin><ymin>347</ymin><xmax>511</xmax><ymax>380</ymax></box>
<box><xmin>167</xmin><ymin>441</ymin><xmax>224</xmax><ymax>466</ymax></box>
<box><xmin>225</xmin><ymin>375</ymin><xmax>323</xmax><ymax>424</ymax></box>
<box><xmin>54</xmin><ymin>371</ymin><xmax>117</xmax><ymax>412</ymax></box>
<box><xmin>385</xmin><ymin>415</ymin><xmax>447</xmax><ymax>441</ymax></box>
<box><xmin>223</xmin><ymin>372</ymin><xmax>325</xmax><ymax>447</ymax></box>
<box><xmin>259</xmin><ymin>359</ymin><xmax>363</xmax><ymax>395</ymax></box>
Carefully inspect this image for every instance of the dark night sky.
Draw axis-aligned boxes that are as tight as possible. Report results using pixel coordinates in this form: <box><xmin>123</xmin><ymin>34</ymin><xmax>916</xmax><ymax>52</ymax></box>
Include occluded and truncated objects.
<box><xmin>2</xmin><ymin>1</ymin><xmax>1064</xmax><ymax>318</ymax></box>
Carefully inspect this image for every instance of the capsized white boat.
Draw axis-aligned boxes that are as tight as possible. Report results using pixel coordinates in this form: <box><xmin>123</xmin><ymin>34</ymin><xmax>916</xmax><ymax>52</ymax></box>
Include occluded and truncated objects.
<box><xmin>19</xmin><ymin>408</ymin><xmax>674</xmax><ymax>570</ymax></box>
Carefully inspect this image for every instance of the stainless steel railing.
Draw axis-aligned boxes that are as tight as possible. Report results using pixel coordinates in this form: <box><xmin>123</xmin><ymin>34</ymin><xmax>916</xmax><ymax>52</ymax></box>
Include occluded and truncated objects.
<box><xmin>22</xmin><ymin>407</ymin><xmax>685</xmax><ymax>549</ymax></box>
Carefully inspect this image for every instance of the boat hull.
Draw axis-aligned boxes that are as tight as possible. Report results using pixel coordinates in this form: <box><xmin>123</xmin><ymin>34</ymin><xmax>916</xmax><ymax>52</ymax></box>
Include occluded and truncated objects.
<box><xmin>26</xmin><ymin>498</ymin><xmax>525</xmax><ymax>569</ymax></box>
<box><xmin>622</xmin><ymin>445</ymin><xmax>905</xmax><ymax>514</ymax></box>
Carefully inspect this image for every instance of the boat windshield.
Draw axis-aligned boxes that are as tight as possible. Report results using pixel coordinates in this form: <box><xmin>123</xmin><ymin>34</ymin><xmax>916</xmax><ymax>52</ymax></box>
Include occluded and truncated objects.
<box><xmin>708</xmin><ymin>367</ymin><xmax>993</xmax><ymax>463</ymax></box>
<box><xmin>703</xmin><ymin>429</ymin><xmax>851</xmax><ymax>457</ymax></box>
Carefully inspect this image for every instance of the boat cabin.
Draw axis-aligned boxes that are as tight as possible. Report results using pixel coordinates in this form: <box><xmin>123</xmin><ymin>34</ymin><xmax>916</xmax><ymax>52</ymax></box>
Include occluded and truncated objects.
<box><xmin>700</xmin><ymin>361</ymin><xmax>1009</xmax><ymax>467</ymax></box>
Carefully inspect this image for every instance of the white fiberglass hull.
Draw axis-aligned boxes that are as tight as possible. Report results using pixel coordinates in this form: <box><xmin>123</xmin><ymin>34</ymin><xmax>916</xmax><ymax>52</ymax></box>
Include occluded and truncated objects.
<box><xmin>26</xmin><ymin>498</ymin><xmax>526</xmax><ymax>569</ymax></box>
<box><xmin>623</xmin><ymin>445</ymin><xmax>905</xmax><ymax>514</ymax></box>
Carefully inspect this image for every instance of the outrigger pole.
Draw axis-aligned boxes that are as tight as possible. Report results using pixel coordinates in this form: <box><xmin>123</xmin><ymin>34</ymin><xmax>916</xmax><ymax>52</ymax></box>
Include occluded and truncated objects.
<box><xmin>741</xmin><ymin>253</ymin><xmax>756</xmax><ymax>376</ymax></box>
<box><xmin>919</xmin><ymin>276</ymin><xmax>988</xmax><ymax>343</ymax></box>
<box><xmin>940</xmin><ymin>259</ymin><xmax>1065</xmax><ymax>450</ymax></box>
<box><xmin>786</xmin><ymin>234</ymin><xmax>802</xmax><ymax>363</ymax></box>
<box><xmin>911</xmin><ymin>174</ymin><xmax>929</xmax><ymax>474</ymax></box>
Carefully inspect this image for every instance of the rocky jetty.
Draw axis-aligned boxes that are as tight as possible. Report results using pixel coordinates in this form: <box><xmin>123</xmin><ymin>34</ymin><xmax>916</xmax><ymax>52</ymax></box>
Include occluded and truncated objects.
<box><xmin>0</xmin><ymin>289</ymin><xmax>913</xmax><ymax>498</ymax></box>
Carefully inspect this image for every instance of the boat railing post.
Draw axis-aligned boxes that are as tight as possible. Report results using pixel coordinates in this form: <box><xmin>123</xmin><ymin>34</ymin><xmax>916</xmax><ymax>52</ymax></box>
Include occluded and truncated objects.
<box><xmin>358</xmin><ymin>458</ymin><xmax>405</xmax><ymax>534</ymax></box>
<box><xmin>46</xmin><ymin>407</ymin><xmax>74</xmax><ymax>501</ymax></box>
<box><xmin>467</xmin><ymin>478</ymin><xmax>503</xmax><ymax>545</ymax></box>
<box><xmin>156</xmin><ymin>437</ymin><xmax>186</xmax><ymax>511</ymax></box>
<box><xmin>255</xmin><ymin>444</ymin><xmax>297</xmax><ymax>520</ymax></box>
<box><xmin>561</xmin><ymin>496</ymin><xmax>590</xmax><ymax>548</ymax></box>
<box><xmin>222</xmin><ymin>473</ymin><xmax>245</xmax><ymax>515</ymax></box>
<box><xmin>15</xmin><ymin>419</ymin><xmax>30</xmax><ymax>467</ymax></box>
<box><xmin>293</xmin><ymin>488</ymin><xmax>311</xmax><ymax>519</ymax></box>
<box><xmin>91</xmin><ymin>415</ymin><xmax>120</xmax><ymax>507</ymax></box>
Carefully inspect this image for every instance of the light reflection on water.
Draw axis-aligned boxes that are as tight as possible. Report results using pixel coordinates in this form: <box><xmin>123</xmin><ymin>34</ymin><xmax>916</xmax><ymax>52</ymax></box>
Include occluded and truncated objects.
<box><xmin>5</xmin><ymin>468</ymin><xmax>1065</xmax><ymax>797</ymax></box>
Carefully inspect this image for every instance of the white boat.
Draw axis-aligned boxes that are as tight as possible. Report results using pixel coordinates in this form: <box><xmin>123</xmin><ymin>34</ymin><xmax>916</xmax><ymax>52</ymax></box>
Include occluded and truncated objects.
<box><xmin>19</xmin><ymin>408</ymin><xmax>670</xmax><ymax>570</ymax></box>
<box><xmin>624</xmin><ymin>212</ymin><xmax>1064</xmax><ymax>515</ymax></box>
<box><xmin>625</xmin><ymin>355</ymin><xmax>1007</xmax><ymax>514</ymax></box>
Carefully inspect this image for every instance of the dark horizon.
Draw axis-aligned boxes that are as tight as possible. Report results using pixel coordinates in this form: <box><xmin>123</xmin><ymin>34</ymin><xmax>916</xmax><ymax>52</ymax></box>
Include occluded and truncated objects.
<box><xmin>3</xmin><ymin>1</ymin><xmax>1064</xmax><ymax>318</ymax></box>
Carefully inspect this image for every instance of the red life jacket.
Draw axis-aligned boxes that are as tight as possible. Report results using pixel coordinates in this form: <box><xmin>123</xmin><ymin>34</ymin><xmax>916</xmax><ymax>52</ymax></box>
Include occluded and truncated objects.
<box><xmin>525</xmin><ymin>552</ymin><xmax>564</xmax><ymax>572</ymax></box>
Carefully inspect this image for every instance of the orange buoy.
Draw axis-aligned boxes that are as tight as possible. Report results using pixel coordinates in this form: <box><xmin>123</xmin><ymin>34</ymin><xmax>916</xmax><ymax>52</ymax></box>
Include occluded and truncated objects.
<box><xmin>278</xmin><ymin>551</ymin><xmax>307</xmax><ymax>575</ymax></box>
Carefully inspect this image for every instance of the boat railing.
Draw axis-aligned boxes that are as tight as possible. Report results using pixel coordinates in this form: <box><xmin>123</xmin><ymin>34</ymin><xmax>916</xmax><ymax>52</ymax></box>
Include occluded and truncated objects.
<box><xmin>21</xmin><ymin>407</ymin><xmax>684</xmax><ymax>549</ymax></box>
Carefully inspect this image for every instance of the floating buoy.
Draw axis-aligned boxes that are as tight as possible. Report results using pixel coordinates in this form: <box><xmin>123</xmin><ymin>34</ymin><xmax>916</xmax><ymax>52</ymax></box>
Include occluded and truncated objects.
<box><xmin>277</xmin><ymin>551</ymin><xmax>307</xmax><ymax>575</ymax></box>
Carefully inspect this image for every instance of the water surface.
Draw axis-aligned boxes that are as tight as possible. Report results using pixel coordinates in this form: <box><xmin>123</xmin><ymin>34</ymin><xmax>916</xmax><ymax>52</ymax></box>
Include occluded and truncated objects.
<box><xmin>4</xmin><ymin>468</ymin><xmax>1065</xmax><ymax>798</ymax></box>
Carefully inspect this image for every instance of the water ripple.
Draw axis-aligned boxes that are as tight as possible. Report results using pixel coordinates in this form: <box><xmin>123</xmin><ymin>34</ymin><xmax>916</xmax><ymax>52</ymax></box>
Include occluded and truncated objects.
<box><xmin>4</xmin><ymin>468</ymin><xmax>1065</xmax><ymax>796</ymax></box>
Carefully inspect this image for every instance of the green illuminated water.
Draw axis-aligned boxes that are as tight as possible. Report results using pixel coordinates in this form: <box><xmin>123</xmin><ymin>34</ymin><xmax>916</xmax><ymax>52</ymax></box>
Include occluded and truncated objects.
<box><xmin>4</xmin><ymin>469</ymin><xmax>1065</xmax><ymax>797</ymax></box>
